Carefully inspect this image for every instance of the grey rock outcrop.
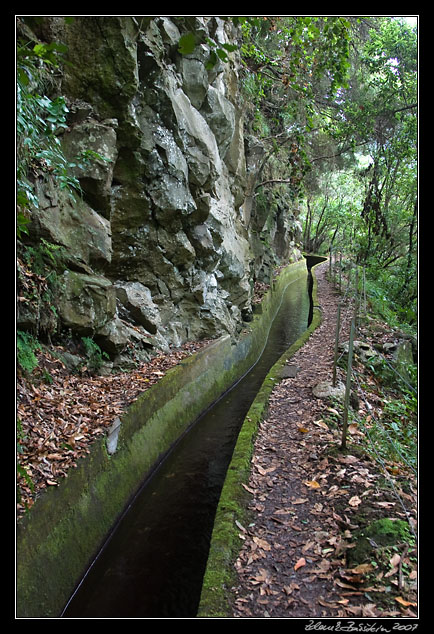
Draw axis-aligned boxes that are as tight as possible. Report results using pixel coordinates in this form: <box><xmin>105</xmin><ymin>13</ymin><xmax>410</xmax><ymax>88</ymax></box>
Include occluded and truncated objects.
<box><xmin>22</xmin><ymin>17</ymin><xmax>305</xmax><ymax>367</ymax></box>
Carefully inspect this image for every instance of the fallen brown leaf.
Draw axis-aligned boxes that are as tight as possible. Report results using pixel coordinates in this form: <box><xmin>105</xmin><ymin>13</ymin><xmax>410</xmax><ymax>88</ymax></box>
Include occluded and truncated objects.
<box><xmin>395</xmin><ymin>597</ymin><xmax>417</xmax><ymax>607</ymax></box>
<box><xmin>292</xmin><ymin>497</ymin><xmax>308</xmax><ymax>505</ymax></box>
<box><xmin>313</xmin><ymin>419</ymin><xmax>329</xmax><ymax>430</ymax></box>
<box><xmin>302</xmin><ymin>540</ymin><xmax>315</xmax><ymax>553</ymax></box>
<box><xmin>256</xmin><ymin>465</ymin><xmax>277</xmax><ymax>476</ymax></box>
<box><xmin>294</xmin><ymin>557</ymin><xmax>306</xmax><ymax>571</ymax></box>
<box><xmin>349</xmin><ymin>563</ymin><xmax>374</xmax><ymax>575</ymax></box>
<box><xmin>362</xmin><ymin>603</ymin><xmax>379</xmax><ymax>617</ymax></box>
<box><xmin>349</xmin><ymin>495</ymin><xmax>362</xmax><ymax>507</ymax></box>
<box><xmin>252</xmin><ymin>536</ymin><xmax>272</xmax><ymax>551</ymax></box>
<box><xmin>304</xmin><ymin>480</ymin><xmax>321</xmax><ymax>488</ymax></box>
<box><xmin>250</xmin><ymin>568</ymin><xmax>270</xmax><ymax>584</ymax></box>
<box><xmin>318</xmin><ymin>597</ymin><xmax>339</xmax><ymax>608</ymax></box>
<box><xmin>338</xmin><ymin>455</ymin><xmax>359</xmax><ymax>464</ymax></box>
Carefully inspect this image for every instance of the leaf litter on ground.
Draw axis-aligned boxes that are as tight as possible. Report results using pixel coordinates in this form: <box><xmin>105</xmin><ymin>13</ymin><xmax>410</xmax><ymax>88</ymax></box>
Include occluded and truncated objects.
<box><xmin>17</xmin><ymin>339</ymin><xmax>211</xmax><ymax>518</ymax></box>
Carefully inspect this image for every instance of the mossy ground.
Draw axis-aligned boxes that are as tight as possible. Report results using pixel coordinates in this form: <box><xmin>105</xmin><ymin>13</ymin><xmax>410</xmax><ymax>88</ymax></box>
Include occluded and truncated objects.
<box><xmin>348</xmin><ymin>518</ymin><xmax>412</xmax><ymax>567</ymax></box>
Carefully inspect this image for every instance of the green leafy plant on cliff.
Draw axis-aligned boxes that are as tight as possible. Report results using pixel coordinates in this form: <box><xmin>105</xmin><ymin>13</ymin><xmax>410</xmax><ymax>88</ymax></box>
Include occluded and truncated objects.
<box><xmin>17</xmin><ymin>42</ymin><xmax>81</xmax><ymax>231</ymax></box>
<box><xmin>17</xmin><ymin>239</ymin><xmax>66</xmax><ymax>343</ymax></box>
<box><xmin>17</xmin><ymin>22</ymin><xmax>109</xmax><ymax>229</ymax></box>
<box><xmin>177</xmin><ymin>19</ymin><xmax>238</xmax><ymax>69</ymax></box>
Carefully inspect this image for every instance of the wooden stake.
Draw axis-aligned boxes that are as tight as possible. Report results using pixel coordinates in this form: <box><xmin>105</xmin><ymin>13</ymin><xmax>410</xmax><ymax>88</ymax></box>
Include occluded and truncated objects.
<box><xmin>347</xmin><ymin>261</ymin><xmax>352</xmax><ymax>295</ymax></box>
<box><xmin>332</xmin><ymin>303</ymin><xmax>341</xmax><ymax>387</ymax></box>
<box><xmin>341</xmin><ymin>318</ymin><xmax>355</xmax><ymax>451</ymax></box>
<box><xmin>353</xmin><ymin>266</ymin><xmax>359</xmax><ymax>331</ymax></box>
<box><xmin>362</xmin><ymin>266</ymin><xmax>367</xmax><ymax>316</ymax></box>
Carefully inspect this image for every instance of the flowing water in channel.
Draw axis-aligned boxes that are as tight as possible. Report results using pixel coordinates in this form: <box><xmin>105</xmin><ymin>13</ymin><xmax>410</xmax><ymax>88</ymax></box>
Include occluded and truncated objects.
<box><xmin>63</xmin><ymin>264</ymin><xmax>313</xmax><ymax>618</ymax></box>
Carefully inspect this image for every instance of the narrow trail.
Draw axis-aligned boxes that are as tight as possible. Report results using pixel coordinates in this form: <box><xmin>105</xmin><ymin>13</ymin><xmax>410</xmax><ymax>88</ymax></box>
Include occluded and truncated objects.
<box><xmin>229</xmin><ymin>262</ymin><xmax>417</xmax><ymax>619</ymax></box>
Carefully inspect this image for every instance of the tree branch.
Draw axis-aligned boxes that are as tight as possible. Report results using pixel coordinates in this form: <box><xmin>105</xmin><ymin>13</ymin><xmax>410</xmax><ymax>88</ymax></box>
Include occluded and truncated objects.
<box><xmin>311</xmin><ymin>139</ymin><xmax>371</xmax><ymax>163</ymax></box>
<box><xmin>254</xmin><ymin>178</ymin><xmax>292</xmax><ymax>191</ymax></box>
<box><xmin>389</xmin><ymin>103</ymin><xmax>417</xmax><ymax>115</ymax></box>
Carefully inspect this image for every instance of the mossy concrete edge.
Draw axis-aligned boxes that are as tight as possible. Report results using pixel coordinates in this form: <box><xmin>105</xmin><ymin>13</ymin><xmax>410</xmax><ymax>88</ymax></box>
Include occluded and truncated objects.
<box><xmin>197</xmin><ymin>259</ymin><xmax>323</xmax><ymax>618</ymax></box>
<box><xmin>16</xmin><ymin>259</ymin><xmax>307</xmax><ymax>618</ymax></box>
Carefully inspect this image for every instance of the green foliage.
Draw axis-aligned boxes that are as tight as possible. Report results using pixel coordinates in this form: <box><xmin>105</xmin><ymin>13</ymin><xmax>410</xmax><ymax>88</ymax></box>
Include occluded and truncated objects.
<box><xmin>17</xmin><ymin>331</ymin><xmax>41</xmax><ymax>374</ymax></box>
<box><xmin>17</xmin><ymin>209</ymin><xmax>31</xmax><ymax>239</ymax></box>
<box><xmin>360</xmin><ymin>346</ymin><xmax>417</xmax><ymax>472</ymax></box>
<box><xmin>364</xmin><ymin>266</ymin><xmax>417</xmax><ymax>329</ymax></box>
<box><xmin>177</xmin><ymin>20</ymin><xmax>238</xmax><ymax>69</ymax></box>
<box><xmin>17</xmin><ymin>240</ymin><xmax>66</xmax><ymax>339</ymax></box>
<box><xmin>237</xmin><ymin>16</ymin><xmax>354</xmax><ymax>205</ymax></box>
<box><xmin>81</xmin><ymin>337</ymin><xmax>109</xmax><ymax>374</ymax></box>
<box><xmin>17</xmin><ymin>73</ymin><xmax>81</xmax><ymax>204</ymax></box>
<box><xmin>23</xmin><ymin>238</ymin><xmax>65</xmax><ymax>274</ymax></box>
<box><xmin>363</xmin><ymin>392</ymin><xmax>417</xmax><ymax>472</ymax></box>
<box><xmin>240</xmin><ymin>16</ymin><xmax>351</xmax><ymax>102</ymax></box>
<box><xmin>177</xmin><ymin>32</ymin><xmax>196</xmax><ymax>55</ymax></box>
<box><xmin>16</xmin><ymin>25</ymin><xmax>84</xmax><ymax>235</ymax></box>
<box><xmin>299</xmin><ymin>19</ymin><xmax>417</xmax><ymax>331</ymax></box>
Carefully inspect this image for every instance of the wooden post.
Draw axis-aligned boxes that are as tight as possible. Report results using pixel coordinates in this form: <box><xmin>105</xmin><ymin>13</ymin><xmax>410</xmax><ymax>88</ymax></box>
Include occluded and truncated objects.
<box><xmin>353</xmin><ymin>266</ymin><xmax>359</xmax><ymax>331</ymax></box>
<box><xmin>341</xmin><ymin>318</ymin><xmax>355</xmax><ymax>451</ymax></box>
<box><xmin>346</xmin><ymin>261</ymin><xmax>352</xmax><ymax>296</ymax></box>
<box><xmin>333</xmin><ymin>250</ymin><xmax>337</xmax><ymax>284</ymax></box>
<box><xmin>332</xmin><ymin>303</ymin><xmax>341</xmax><ymax>387</ymax></box>
<box><xmin>329</xmin><ymin>246</ymin><xmax>332</xmax><ymax>279</ymax></box>
<box><xmin>362</xmin><ymin>266</ymin><xmax>367</xmax><ymax>317</ymax></box>
<box><xmin>339</xmin><ymin>252</ymin><xmax>342</xmax><ymax>293</ymax></box>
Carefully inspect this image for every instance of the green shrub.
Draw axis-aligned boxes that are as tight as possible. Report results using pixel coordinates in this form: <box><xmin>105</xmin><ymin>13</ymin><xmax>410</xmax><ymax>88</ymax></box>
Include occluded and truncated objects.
<box><xmin>81</xmin><ymin>337</ymin><xmax>109</xmax><ymax>374</ymax></box>
<box><xmin>17</xmin><ymin>331</ymin><xmax>41</xmax><ymax>374</ymax></box>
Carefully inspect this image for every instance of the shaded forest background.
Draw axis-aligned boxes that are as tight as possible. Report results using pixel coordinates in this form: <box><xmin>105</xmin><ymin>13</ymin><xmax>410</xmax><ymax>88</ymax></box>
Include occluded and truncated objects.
<box><xmin>238</xmin><ymin>16</ymin><xmax>417</xmax><ymax>330</ymax></box>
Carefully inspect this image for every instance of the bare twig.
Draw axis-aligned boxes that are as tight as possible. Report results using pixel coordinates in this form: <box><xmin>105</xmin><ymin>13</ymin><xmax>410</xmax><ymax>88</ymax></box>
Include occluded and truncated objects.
<box><xmin>254</xmin><ymin>178</ymin><xmax>293</xmax><ymax>191</ymax></box>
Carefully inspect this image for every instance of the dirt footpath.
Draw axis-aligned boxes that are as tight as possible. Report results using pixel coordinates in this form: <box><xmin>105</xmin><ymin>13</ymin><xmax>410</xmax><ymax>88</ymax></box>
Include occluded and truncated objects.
<box><xmin>230</xmin><ymin>262</ymin><xmax>417</xmax><ymax>619</ymax></box>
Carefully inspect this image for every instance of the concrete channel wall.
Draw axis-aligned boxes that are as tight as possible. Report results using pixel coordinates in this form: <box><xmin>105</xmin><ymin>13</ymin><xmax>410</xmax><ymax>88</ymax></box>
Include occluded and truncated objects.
<box><xmin>17</xmin><ymin>259</ymin><xmax>309</xmax><ymax>618</ymax></box>
<box><xmin>197</xmin><ymin>256</ymin><xmax>325</xmax><ymax>617</ymax></box>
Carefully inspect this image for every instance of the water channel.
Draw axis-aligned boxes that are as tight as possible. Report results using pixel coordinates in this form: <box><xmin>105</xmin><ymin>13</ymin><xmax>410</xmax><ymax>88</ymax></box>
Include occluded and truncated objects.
<box><xmin>62</xmin><ymin>260</ymin><xmax>317</xmax><ymax>618</ymax></box>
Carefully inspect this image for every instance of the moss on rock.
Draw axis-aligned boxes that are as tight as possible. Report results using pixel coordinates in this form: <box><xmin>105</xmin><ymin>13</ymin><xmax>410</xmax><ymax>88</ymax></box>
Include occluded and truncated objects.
<box><xmin>348</xmin><ymin>518</ymin><xmax>412</xmax><ymax>567</ymax></box>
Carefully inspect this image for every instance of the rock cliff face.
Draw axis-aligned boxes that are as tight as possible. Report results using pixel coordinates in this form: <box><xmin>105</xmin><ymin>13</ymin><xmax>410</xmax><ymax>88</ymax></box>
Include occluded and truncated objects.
<box><xmin>19</xmin><ymin>17</ymin><xmax>303</xmax><ymax>368</ymax></box>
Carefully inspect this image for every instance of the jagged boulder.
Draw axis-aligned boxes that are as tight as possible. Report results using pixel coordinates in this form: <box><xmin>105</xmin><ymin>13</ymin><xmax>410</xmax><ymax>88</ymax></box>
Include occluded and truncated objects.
<box><xmin>114</xmin><ymin>282</ymin><xmax>161</xmax><ymax>334</ymax></box>
<box><xmin>61</xmin><ymin>117</ymin><xmax>118</xmax><ymax>218</ymax></box>
<box><xmin>95</xmin><ymin>316</ymin><xmax>153</xmax><ymax>358</ymax></box>
<box><xmin>29</xmin><ymin>176</ymin><xmax>112</xmax><ymax>271</ymax></box>
<box><xmin>201</xmin><ymin>85</ymin><xmax>236</xmax><ymax>159</ymax></box>
<box><xmin>178</xmin><ymin>54</ymin><xmax>209</xmax><ymax>110</ymax></box>
<box><xmin>57</xmin><ymin>271</ymin><xmax>116</xmax><ymax>334</ymax></box>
